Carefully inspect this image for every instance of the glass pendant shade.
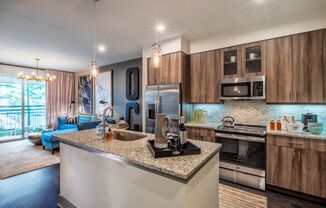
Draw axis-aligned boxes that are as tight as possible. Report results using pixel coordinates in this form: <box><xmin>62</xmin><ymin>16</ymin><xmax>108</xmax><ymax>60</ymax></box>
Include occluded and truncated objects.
<box><xmin>151</xmin><ymin>43</ymin><xmax>162</xmax><ymax>68</ymax></box>
<box><xmin>90</xmin><ymin>60</ymin><xmax>99</xmax><ymax>77</ymax></box>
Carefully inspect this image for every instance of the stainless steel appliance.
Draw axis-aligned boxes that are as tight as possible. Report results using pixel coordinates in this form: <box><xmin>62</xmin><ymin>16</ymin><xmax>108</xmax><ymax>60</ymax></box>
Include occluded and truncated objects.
<box><xmin>220</xmin><ymin>76</ymin><xmax>265</xmax><ymax>100</ymax></box>
<box><xmin>145</xmin><ymin>83</ymin><xmax>181</xmax><ymax>133</ymax></box>
<box><xmin>215</xmin><ymin>124</ymin><xmax>266</xmax><ymax>190</ymax></box>
<box><xmin>301</xmin><ymin>113</ymin><xmax>317</xmax><ymax>131</ymax></box>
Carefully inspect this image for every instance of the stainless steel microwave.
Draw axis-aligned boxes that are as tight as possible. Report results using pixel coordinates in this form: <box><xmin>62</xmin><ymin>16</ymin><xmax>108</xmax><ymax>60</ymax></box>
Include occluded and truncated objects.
<box><xmin>220</xmin><ymin>76</ymin><xmax>265</xmax><ymax>100</ymax></box>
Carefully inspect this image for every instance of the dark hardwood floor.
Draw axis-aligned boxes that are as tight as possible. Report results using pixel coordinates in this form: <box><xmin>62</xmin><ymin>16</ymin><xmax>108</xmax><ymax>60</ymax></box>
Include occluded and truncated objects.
<box><xmin>0</xmin><ymin>164</ymin><xmax>60</xmax><ymax>208</ymax></box>
<box><xmin>0</xmin><ymin>164</ymin><xmax>324</xmax><ymax>208</ymax></box>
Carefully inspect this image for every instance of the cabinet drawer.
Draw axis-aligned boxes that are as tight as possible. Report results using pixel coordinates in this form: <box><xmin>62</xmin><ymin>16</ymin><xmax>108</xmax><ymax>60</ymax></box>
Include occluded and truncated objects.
<box><xmin>267</xmin><ymin>135</ymin><xmax>326</xmax><ymax>152</ymax></box>
<box><xmin>187</xmin><ymin>127</ymin><xmax>215</xmax><ymax>142</ymax></box>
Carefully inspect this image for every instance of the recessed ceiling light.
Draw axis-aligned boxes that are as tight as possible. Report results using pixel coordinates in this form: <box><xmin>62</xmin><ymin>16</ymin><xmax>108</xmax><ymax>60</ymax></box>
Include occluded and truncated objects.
<box><xmin>98</xmin><ymin>45</ymin><xmax>106</xmax><ymax>53</ymax></box>
<box><xmin>156</xmin><ymin>24</ymin><xmax>166</xmax><ymax>32</ymax></box>
<box><xmin>252</xmin><ymin>0</ymin><xmax>265</xmax><ymax>3</ymax></box>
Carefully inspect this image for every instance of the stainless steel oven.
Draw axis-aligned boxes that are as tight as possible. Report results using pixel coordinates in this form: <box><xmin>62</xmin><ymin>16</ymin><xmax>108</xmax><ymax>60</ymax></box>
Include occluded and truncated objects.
<box><xmin>220</xmin><ymin>76</ymin><xmax>265</xmax><ymax>100</ymax></box>
<box><xmin>215</xmin><ymin>124</ymin><xmax>266</xmax><ymax>190</ymax></box>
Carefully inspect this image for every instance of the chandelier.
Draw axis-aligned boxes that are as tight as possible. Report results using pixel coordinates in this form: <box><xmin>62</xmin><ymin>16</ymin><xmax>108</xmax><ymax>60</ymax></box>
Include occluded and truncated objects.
<box><xmin>18</xmin><ymin>58</ymin><xmax>56</xmax><ymax>82</ymax></box>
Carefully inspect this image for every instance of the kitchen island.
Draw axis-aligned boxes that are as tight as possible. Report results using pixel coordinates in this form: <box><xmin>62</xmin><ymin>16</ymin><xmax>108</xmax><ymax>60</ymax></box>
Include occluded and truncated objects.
<box><xmin>54</xmin><ymin>129</ymin><xmax>221</xmax><ymax>208</ymax></box>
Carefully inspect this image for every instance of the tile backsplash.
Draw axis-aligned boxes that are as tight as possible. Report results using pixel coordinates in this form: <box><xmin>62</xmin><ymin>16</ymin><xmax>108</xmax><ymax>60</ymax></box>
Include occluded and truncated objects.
<box><xmin>191</xmin><ymin>101</ymin><xmax>326</xmax><ymax>127</ymax></box>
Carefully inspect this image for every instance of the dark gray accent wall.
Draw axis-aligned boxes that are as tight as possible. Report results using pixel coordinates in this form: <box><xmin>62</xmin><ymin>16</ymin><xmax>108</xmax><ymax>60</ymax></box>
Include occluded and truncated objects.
<box><xmin>100</xmin><ymin>58</ymin><xmax>142</xmax><ymax>131</ymax></box>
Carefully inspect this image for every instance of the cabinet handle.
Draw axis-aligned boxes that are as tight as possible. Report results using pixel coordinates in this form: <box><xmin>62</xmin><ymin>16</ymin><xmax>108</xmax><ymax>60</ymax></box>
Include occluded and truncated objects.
<box><xmin>296</xmin><ymin>92</ymin><xmax>299</xmax><ymax>101</ymax></box>
<box><xmin>289</xmin><ymin>92</ymin><xmax>292</xmax><ymax>101</ymax></box>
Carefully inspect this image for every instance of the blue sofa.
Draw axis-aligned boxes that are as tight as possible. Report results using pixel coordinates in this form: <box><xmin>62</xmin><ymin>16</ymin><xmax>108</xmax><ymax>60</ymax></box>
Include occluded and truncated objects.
<box><xmin>42</xmin><ymin>115</ymin><xmax>101</xmax><ymax>154</ymax></box>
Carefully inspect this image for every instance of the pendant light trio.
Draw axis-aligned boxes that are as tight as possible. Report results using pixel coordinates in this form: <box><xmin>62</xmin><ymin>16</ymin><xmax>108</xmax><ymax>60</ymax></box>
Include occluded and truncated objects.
<box><xmin>19</xmin><ymin>0</ymin><xmax>164</xmax><ymax>81</ymax></box>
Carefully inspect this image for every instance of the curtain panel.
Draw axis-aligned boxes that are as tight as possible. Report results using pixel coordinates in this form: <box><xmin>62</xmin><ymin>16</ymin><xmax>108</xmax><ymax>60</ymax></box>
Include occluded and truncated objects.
<box><xmin>46</xmin><ymin>70</ymin><xmax>75</xmax><ymax>129</ymax></box>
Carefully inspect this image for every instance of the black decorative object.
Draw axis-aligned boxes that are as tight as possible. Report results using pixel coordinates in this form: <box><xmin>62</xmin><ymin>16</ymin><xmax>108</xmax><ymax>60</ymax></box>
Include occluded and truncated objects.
<box><xmin>147</xmin><ymin>140</ymin><xmax>201</xmax><ymax>158</ymax></box>
<box><xmin>125</xmin><ymin>102</ymin><xmax>139</xmax><ymax>124</ymax></box>
<box><xmin>126</xmin><ymin>67</ymin><xmax>139</xmax><ymax>100</ymax></box>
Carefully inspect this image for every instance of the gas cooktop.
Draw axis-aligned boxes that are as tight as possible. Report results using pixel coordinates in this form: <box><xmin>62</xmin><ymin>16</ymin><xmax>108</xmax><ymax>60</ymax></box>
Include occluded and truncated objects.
<box><xmin>215</xmin><ymin>124</ymin><xmax>266</xmax><ymax>137</ymax></box>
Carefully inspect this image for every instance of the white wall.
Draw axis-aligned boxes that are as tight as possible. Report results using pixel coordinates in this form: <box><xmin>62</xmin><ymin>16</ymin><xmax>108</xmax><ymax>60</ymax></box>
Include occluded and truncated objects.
<box><xmin>189</xmin><ymin>8</ymin><xmax>326</xmax><ymax>54</ymax></box>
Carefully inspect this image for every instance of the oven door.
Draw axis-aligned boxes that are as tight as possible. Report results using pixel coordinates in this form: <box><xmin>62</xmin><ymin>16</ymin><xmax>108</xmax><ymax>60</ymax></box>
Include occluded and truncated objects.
<box><xmin>215</xmin><ymin>134</ymin><xmax>265</xmax><ymax>170</ymax></box>
<box><xmin>220</xmin><ymin>82</ymin><xmax>251</xmax><ymax>100</ymax></box>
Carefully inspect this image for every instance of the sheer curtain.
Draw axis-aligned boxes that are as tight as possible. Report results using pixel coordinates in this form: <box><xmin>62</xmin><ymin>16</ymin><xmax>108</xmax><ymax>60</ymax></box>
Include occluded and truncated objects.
<box><xmin>46</xmin><ymin>70</ymin><xmax>75</xmax><ymax>129</ymax></box>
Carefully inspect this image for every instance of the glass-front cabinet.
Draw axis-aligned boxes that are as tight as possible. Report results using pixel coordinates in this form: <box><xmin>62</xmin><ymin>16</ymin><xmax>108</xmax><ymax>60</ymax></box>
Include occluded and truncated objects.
<box><xmin>221</xmin><ymin>41</ymin><xmax>266</xmax><ymax>78</ymax></box>
<box><xmin>242</xmin><ymin>41</ymin><xmax>266</xmax><ymax>76</ymax></box>
<box><xmin>221</xmin><ymin>46</ymin><xmax>242</xmax><ymax>78</ymax></box>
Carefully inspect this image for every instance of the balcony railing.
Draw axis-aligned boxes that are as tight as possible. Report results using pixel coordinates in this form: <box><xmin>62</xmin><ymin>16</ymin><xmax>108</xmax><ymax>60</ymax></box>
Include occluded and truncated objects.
<box><xmin>0</xmin><ymin>105</ymin><xmax>46</xmax><ymax>140</ymax></box>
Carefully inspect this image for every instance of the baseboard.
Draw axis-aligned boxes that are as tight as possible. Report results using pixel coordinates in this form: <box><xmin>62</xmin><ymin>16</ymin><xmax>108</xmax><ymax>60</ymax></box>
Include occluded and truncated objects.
<box><xmin>266</xmin><ymin>185</ymin><xmax>326</xmax><ymax>205</ymax></box>
<box><xmin>57</xmin><ymin>195</ymin><xmax>76</xmax><ymax>208</ymax></box>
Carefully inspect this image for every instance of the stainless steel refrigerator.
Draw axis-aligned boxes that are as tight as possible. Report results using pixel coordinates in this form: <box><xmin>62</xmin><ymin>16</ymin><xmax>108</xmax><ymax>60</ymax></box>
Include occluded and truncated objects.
<box><xmin>145</xmin><ymin>83</ymin><xmax>181</xmax><ymax>133</ymax></box>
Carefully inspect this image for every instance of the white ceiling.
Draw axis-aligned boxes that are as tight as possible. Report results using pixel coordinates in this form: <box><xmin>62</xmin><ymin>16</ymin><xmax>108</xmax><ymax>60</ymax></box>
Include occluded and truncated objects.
<box><xmin>1</xmin><ymin>0</ymin><xmax>326</xmax><ymax>72</ymax></box>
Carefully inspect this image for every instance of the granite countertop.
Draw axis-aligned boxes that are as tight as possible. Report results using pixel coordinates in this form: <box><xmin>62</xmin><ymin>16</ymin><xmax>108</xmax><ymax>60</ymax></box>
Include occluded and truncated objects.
<box><xmin>54</xmin><ymin>129</ymin><xmax>221</xmax><ymax>182</ymax></box>
<box><xmin>267</xmin><ymin>129</ymin><xmax>326</xmax><ymax>140</ymax></box>
<box><xmin>185</xmin><ymin>122</ymin><xmax>218</xmax><ymax>130</ymax></box>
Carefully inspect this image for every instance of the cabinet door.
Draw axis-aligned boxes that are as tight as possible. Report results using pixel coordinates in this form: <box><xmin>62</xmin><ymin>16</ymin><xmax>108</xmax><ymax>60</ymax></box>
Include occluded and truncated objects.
<box><xmin>292</xmin><ymin>31</ymin><xmax>324</xmax><ymax>103</ymax></box>
<box><xmin>167</xmin><ymin>52</ymin><xmax>182</xmax><ymax>84</ymax></box>
<box><xmin>266</xmin><ymin>36</ymin><xmax>293</xmax><ymax>103</ymax></box>
<box><xmin>298</xmin><ymin>149</ymin><xmax>326</xmax><ymax>198</ymax></box>
<box><xmin>147</xmin><ymin>58</ymin><xmax>156</xmax><ymax>85</ymax></box>
<box><xmin>190</xmin><ymin>53</ymin><xmax>206</xmax><ymax>102</ymax></box>
<box><xmin>221</xmin><ymin>46</ymin><xmax>242</xmax><ymax>78</ymax></box>
<box><xmin>205</xmin><ymin>50</ymin><xmax>220</xmax><ymax>103</ymax></box>
<box><xmin>159</xmin><ymin>54</ymin><xmax>169</xmax><ymax>84</ymax></box>
<box><xmin>266</xmin><ymin>144</ymin><xmax>299</xmax><ymax>191</ymax></box>
<box><xmin>323</xmin><ymin>29</ymin><xmax>326</xmax><ymax>102</ymax></box>
<box><xmin>242</xmin><ymin>41</ymin><xmax>266</xmax><ymax>76</ymax></box>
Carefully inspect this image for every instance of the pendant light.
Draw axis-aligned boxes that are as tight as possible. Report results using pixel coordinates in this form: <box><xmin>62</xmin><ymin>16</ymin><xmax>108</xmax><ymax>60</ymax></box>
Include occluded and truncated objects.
<box><xmin>151</xmin><ymin>24</ymin><xmax>163</xmax><ymax>69</ymax></box>
<box><xmin>90</xmin><ymin>0</ymin><xmax>99</xmax><ymax>77</ymax></box>
<box><xmin>18</xmin><ymin>58</ymin><xmax>56</xmax><ymax>82</ymax></box>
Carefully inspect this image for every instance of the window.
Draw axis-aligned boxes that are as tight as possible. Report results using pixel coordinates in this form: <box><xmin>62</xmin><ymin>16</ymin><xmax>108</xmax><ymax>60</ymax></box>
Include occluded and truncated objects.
<box><xmin>0</xmin><ymin>75</ymin><xmax>46</xmax><ymax>141</ymax></box>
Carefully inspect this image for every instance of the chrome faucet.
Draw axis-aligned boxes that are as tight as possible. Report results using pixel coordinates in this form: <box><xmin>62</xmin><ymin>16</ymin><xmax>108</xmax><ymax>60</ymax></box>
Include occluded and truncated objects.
<box><xmin>99</xmin><ymin>100</ymin><xmax>114</xmax><ymax>139</ymax></box>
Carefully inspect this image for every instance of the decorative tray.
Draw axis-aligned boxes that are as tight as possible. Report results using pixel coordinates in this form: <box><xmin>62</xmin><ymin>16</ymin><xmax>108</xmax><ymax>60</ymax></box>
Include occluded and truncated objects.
<box><xmin>147</xmin><ymin>140</ymin><xmax>201</xmax><ymax>158</ymax></box>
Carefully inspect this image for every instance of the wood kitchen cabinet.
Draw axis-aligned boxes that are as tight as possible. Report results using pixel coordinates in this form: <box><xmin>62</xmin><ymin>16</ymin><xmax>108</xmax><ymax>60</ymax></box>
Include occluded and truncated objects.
<box><xmin>292</xmin><ymin>31</ymin><xmax>324</xmax><ymax>103</ymax></box>
<box><xmin>187</xmin><ymin>127</ymin><xmax>216</xmax><ymax>142</ymax></box>
<box><xmin>323</xmin><ymin>29</ymin><xmax>326</xmax><ymax>102</ymax></box>
<box><xmin>189</xmin><ymin>50</ymin><xmax>221</xmax><ymax>103</ymax></box>
<box><xmin>266</xmin><ymin>135</ymin><xmax>326</xmax><ymax>198</ymax></box>
<box><xmin>241</xmin><ymin>41</ymin><xmax>266</xmax><ymax>76</ymax></box>
<box><xmin>267</xmin><ymin>30</ymin><xmax>325</xmax><ymax>103</ymax></box>
<box><xmin>266</xmin><ymin>36</ymin><xmax>293</xmax><ymax>103</ymax></box>
<box><xmin>221</xmin><ymin>46</ymin><xmax>242</xmax><ymax>78</ymax></box>
<box><xmin>147</xmin><ymin>52</ymin><xmax>183</xmax><ymax>85</ymax></box>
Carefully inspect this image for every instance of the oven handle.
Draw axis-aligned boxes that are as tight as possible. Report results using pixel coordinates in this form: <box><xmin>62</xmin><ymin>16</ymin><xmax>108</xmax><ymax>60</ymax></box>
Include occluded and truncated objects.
<box><xmin>215</xmin><ymin>133</ymin><xmax>265</xmax><ymax>143</ymax></box>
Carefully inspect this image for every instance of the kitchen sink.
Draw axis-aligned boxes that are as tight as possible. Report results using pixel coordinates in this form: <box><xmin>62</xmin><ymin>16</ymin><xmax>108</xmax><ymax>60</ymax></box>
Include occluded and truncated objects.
<box><xmin>112</xmin><ymin>131</ymin><xmax>147</xmax><ymax>141</ymax></box>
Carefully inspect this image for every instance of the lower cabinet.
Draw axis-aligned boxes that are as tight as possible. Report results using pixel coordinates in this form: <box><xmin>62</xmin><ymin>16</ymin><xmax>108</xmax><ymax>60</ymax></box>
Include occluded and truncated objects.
<box><xmin>187</xmin><ymin>127</ymin><xmax>215</xmax><ymax>142</ymax></box>
<box><xmin>266</xmin><ymin>135</ymin><xmax>326</xmax><ymax>198</ymax></box>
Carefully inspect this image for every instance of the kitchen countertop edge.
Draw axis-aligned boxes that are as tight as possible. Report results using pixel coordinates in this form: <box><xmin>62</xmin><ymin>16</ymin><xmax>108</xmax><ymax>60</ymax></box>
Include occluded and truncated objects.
<box><xmin>54</xmin><ymin>132</ymin><xmax>221</xmax><ymax>184</ymax></box>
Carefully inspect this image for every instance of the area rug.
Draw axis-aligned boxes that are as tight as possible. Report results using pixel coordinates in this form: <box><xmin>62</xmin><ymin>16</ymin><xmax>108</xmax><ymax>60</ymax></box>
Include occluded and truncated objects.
<box><xmin>0</xmin><ymin>140</ymin><xmax>60</xmax><ymax>179</ymax></box>
<box><xmin>219</xmin><ymin>184</ymin><xmax>267</xmax><ymax>208</ymax></box>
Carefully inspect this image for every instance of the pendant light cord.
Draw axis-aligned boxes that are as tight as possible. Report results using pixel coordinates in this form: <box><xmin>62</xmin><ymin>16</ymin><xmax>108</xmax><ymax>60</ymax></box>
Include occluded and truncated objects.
<box><xmin>93</xmin><ymin>0</ymin><xmax>96</xmax><ymax>61</ymax></box>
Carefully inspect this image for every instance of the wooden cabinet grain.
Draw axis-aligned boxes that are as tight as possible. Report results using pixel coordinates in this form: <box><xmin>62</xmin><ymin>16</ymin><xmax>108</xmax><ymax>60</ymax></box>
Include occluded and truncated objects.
<box><xmin>189</xmin><ymin>50</ymin><xmax>221</xmax><ymax>103</ymax></box>
<box><xmin>292</xmin><ymin>31</ymin><xmax>324</xmax><ymax>103</ymax></box>
<box><xmin>266</xmin><ymin>135</ymin><xmax>326</xmax><ymax>198</ymax></box>
<box><xmin>266</xmin><ymin>36</ymin><xmax>293</xmax><ymax>103</ymax></box>
<box><xmin>323</xmin><ymin>29</ymin><xmax>326</xmax><ymax>102</ymax></box>
<box><xmin>187</xmin><ymin>127</ymin><xmax>215</xmax><ymax>143</ymax></box>
<box><xmin>147</xmin><ymin>52</ymin><xmax>183</xmax><ymax>85</ymax></box>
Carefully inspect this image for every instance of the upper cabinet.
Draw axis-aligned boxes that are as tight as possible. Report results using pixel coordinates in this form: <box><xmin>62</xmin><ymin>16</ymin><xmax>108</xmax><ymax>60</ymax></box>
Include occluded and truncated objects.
<box><xmin>292</xmin><ymin>31</ymin><xmax>324</xmax><ymax>103</ymax></box>
<box><xmin>323</xmin><ymin>29</ymin><xmax>326</xmax><ymax>103</ymax></box>
<box><xmin>189</xmin><ymin>50</ymin><xmax>221</xmax><ymax>103</ymax></box>
<box><xmin>241</xmin><ymin>41</ymin><xmax>266</xmax><ymax>76</ymax></box>
<box><xmin>266</xmin><ymin>36</ymin><xmax>293</xmax><ymax>103</ymax></box>
<box><xmin>147</xmin><ymin>52</ymin><xmax>183</xmax><ymax>85</ymax></box>
<box><xmin>221</xmin><ymin>46</ymin><xmax>242</xmax><ymax>78</ymax></box>
<box><xmin>220</xmin><ymin>42</ymin><xmax>266</xmax><ymax>78</ymax></box>
<box><xmin>266</xmin><ymin>30</ymin><xmax>325</xmax><ymax>103</ymax></box>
